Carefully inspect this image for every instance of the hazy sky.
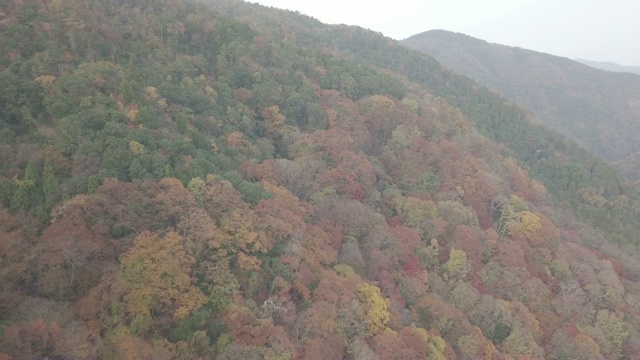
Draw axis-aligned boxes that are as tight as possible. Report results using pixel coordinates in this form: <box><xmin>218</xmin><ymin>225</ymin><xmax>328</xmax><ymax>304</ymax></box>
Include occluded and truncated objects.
<box><xmin>251</xmin><ymin>0</ymin><xmax>640</xmax><ymax>65</ymax></box>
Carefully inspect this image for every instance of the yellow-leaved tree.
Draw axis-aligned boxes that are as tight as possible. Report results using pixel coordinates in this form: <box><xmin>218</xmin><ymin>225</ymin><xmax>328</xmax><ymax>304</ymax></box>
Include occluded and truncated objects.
<box><xmin>443</xmin><ymin>248</ymin><xmax>468</xmax><ymax>283</ymax></box>
<box><xmin>356</xmin><ymin>283</ymin><xmax>391</xmax><ymax>336</ymax></box>
<box><xmin>394</xmin><ymin>196</ymin><xmax>439</xmax><ymax>239</ymax></box>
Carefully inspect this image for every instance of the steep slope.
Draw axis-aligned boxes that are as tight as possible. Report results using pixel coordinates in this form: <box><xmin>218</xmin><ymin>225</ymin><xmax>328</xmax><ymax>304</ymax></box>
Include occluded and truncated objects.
<box><xmin>223</xmin><ymin>5</ymin><xmax>640</xmax><ymax>249</ymax></box>
<box><xmin>1</xmin><ymin>0</ymin><xmax>640</xmax><ymax>359</ymax></box>
<box><xmin>402</xmin><ymin>30</ymin><xmax>640</xmax><ymax>180</ymax></box>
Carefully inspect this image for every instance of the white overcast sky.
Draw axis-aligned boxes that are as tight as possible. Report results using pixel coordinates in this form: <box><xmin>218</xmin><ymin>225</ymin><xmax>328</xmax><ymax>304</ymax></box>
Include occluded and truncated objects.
<box><xmin>250</xmin><ymin>0</ymin><xmax>640</xmax><ymax>65</ymax></box>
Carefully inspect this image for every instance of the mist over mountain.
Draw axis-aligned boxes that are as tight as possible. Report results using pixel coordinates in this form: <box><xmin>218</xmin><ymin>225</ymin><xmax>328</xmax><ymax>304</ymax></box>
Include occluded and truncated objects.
<box><xmin>402</xmin><ymin>30</ymin><xmax>640</xmax><ymax>180</ymax></box>
<box><xmin>2</xmin><ymin>1</ymin><xmax>640</xmax><ymax>359</ymax></box>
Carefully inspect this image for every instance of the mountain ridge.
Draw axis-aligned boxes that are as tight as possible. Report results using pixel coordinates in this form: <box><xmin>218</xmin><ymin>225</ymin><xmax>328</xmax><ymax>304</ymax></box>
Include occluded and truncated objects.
<box><xmin>575</xmin><ymin>58</ymin><xmax>640</xmax><ymax>76</ymax></box>
<box><xmin>402</xmin><ymin>29</ymin><xmax>640</xmax><ymax>180</ymax></box>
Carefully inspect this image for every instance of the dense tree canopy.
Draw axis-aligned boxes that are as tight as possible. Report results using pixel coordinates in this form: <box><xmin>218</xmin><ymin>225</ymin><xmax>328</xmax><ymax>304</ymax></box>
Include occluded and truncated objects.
<box><xmin>1</xmin><ymin>0</ymin><xmax>640</xmax><ymax>359</ymax></box>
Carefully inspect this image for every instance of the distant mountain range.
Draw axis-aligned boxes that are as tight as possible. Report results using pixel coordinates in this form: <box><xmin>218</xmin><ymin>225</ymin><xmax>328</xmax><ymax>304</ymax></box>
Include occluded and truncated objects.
<box><xmin>402</xmin><ymin>30</ymin><xmax>640</xmax><ymax>180</ymax></box>
<box><xmin>575</xmin><ymin>59</ymin><xmax>640</xmax><ymax>76</ymax></box>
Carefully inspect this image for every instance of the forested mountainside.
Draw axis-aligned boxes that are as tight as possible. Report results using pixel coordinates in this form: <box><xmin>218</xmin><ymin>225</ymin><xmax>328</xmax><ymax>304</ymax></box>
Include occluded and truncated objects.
<box><xmin>575</xmin><ymin>59</ymin><xmax>640</xmax><ymax>76</ymax></box>
<box><xmin>402</xmin><ymin>30</ymin><xmax>640</xmax><ymax>180</ymax></box>
<box><xmin>2</xmin><ymin>0</ymin><xmax>640</xmax><ymax>359</ymax></box>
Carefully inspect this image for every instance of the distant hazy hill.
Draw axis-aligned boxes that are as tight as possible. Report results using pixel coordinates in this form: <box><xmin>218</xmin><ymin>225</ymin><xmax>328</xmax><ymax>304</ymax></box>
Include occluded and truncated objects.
<box><xmin>402</xmin><ymin>30</ymin><xmax>640</xmax><ymax>179</ymax></box>
<box><xmin>575</xmin><ymin>58</ymin><xmax>640</xmax><ymax>76</ymax></box>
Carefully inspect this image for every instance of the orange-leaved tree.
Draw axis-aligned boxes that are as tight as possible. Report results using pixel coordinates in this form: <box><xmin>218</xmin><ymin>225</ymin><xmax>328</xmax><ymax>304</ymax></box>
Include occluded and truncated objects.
<box><xmin>113</xmin><ymin>231</ymin><xmax>207</xmax><ymax>334</ymax></box>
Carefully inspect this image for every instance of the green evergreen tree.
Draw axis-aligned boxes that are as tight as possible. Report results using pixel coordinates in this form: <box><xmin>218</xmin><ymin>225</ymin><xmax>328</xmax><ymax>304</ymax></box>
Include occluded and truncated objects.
<box><xmin>42</xmin><ymin>157</ymin><xmax>59</xmax><ymax>212</ymax></box>
<box><xmin>10</xmin><ymin>160</ymin><xmax>40</xmax><ymax>213</ymax></box>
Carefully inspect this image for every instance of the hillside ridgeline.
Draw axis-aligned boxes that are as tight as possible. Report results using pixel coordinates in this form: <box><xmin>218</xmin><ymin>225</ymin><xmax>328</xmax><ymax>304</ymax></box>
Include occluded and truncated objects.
<box><xmin>403</xmin><ymin>30</ymin><xmax>640</xmax><ymax>180</ymax></box>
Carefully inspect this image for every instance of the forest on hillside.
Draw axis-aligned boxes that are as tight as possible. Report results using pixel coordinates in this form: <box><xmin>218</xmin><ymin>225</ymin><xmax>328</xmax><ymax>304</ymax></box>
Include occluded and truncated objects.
<box><xmin>1</xmin><ymin>0</ymin><xmax>640</xmax><ymax>359</ymax></box>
